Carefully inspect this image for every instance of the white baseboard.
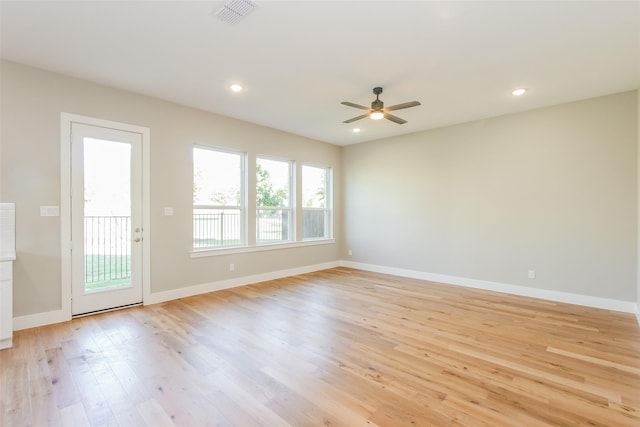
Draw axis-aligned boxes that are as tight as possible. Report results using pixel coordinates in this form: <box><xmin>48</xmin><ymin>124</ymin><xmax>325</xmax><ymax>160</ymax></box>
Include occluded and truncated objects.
<box><xmin>145</xmin><ymin>261</ymin><xmax>340</xmax><ymax>306</ymax></box>
<box><xmin>11</xmin><ymin>262</ymin><xmax>338</xmax><ymax>331</ymax></box>
<box><xmin>340</xmin><ymin>260</ymin><xmax>639</xmax><ymax>317</ymax></box>
<box><xmin>12</xmin><ymin>260</ymin><xmax>639</xmax><ymax>331</ymax></box>
<box><xmin>13</xmin><ymin>309</ymin><xmax>71</xmax><ymax>331</ymax></box>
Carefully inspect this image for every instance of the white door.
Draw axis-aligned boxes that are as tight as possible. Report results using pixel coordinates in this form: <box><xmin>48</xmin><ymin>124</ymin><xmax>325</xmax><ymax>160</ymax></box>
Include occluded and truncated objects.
<box><xmin>71</xmin><ymin>123</ymin><xmax>143</xmax><ymax>315</ymax></box>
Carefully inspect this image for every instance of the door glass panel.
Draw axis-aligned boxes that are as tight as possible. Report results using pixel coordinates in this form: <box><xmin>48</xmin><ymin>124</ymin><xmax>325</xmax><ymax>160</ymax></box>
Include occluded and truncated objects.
<box><xmin>83</xmin><ymin>138</ymin><xmax>132</xmax><ymax>292</ymax></box>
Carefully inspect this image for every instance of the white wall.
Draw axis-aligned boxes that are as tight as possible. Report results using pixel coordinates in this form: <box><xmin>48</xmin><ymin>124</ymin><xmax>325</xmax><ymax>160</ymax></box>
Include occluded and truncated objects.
<box><xmin>343</xmin><ymin>91</ymin><xmax>638</xmax><ymax>304</ymax></box>
<box><xmin>0</xmin><ymin>60</ymin><xmax>341</xmax><ymax>319</ymax></box>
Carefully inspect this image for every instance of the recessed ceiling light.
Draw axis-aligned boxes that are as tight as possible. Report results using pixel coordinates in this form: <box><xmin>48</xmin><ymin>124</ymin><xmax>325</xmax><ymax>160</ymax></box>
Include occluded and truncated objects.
<box><xmin>353</xmin><ymin>128</ymin><xmax>361</xmax><ymax>133</ymax></box>
<box><xmin>512</xmin><ymin>88</ymin><xmax>528</xmax><ymax>96</ymax></box>
<box><xmin>229</xmin><ymin>84</ymin><xmax>243</xmax><ymax>92</ymax></box>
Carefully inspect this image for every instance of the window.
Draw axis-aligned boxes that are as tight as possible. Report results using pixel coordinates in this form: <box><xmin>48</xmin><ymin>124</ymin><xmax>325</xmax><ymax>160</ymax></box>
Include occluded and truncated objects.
<box><xmin>256</xmin><ymin>157</ymin><xmax>292</xmax><ymax>244</ymax></box>
<box><xmin>302</xmin><ymin>165</ymin><xmax>331</xmax><ymax>239</ymax></box>
<box><xmin>191</xmin><ymin>146</ymin><xmax>333</xmax><ymax>256</ymax></box>
<box><xmin>193</xmin><ymin>147</ymin><xmax>244</xmax><ymax>249</ymax></box>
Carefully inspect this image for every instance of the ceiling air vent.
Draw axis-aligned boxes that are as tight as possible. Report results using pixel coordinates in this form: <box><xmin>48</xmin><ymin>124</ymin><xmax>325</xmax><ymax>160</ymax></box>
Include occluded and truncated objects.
<box><xmin>215</xmin><ymin>0</ymin><xmax>257</xmax><ymax>24</ymax></box>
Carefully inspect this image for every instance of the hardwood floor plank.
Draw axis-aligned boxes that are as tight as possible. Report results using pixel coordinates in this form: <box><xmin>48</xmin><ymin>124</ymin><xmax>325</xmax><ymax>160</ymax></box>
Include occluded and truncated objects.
<box><xmin>28</xmin><ymin>375</ymin><xmax>62</xmax><ymax>427</ymax></box>
<box><xmin>206</xmin><ymin>369</ymin><xmax>291</xmax><ymax>427</ymax></box>
<box><xmin>260</xmin><ymin>364</ymin><xmax>376</xmax><ymax>427</ymax></box>
<box><xmin>46</xmin><ymin>346</ymin><xmax>82</xmax><ymax>412</ymax></box>
<box><xmin>136</xmin><ymin>398</ymin><xmax>176</xmax><ymax>427</ymax></box>
<box><xmin>65</xmin><ymin>353</ymin><xmax>116</xmax><ymax>426</ymax></box>
<box><xmin>2</xmin><ymin>267</ymin><xmax>639</xmax><ymax>426</ymax></box>
<box><xmin>59</xmin><ymin>402</ymin><xmax>91</xmax><ymax>427</ymax></box>
<box><xmin>113</xmin><ymin>407</ymin><xmax>150</xmax><ymax>427</ymax></box>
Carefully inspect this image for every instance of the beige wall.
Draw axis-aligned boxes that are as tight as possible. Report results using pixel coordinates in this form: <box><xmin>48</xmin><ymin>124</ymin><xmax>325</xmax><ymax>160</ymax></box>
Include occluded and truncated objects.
<box><xmin>1</xmin><ymin>58</ymin><xmax>638</xmax><ymax>320</ymax></box>
<box><xmin>343</xmin><ymin>91</ymin><xmax>638</xmax><ymax>302</ymax></box>
<box><xmin>0</xmin><ymin>60</ymin><xmax>341</xmax><ymax>317</ymax></box>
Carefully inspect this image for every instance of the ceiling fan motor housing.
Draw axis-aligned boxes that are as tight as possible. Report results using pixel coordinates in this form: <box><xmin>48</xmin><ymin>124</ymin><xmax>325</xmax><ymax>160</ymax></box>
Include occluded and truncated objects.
<box><xmin>371</xmin><ymin>87</ymin><xmax>384</xmax><ymax>110</ymax></box>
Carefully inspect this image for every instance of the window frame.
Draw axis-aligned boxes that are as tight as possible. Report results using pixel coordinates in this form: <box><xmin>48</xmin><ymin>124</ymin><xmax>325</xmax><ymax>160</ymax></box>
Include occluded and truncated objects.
<box><xmin>302</xmin><ymin>163</ymin><xmax>333</xmax><ymax>241</ymax></box>
<box><xmin>189</xmin><ymin>148</ymin><xmax>335</xmax><ymax>258</ymax></box>
<box><xmin>192</xmin><ymin>145</ymin><xmax>247</xmax><ymax>250</ymax></box>
<box><xmin>255</xmin><ymin>155</ymin><xmax>294</xmax><ymax>245</ymax></box>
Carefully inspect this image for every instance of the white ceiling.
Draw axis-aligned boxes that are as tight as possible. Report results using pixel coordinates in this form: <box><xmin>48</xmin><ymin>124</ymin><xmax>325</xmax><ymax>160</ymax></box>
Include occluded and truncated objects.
<box><xmin>1</xmin><ymin>1</ymin><xmax>639</xmax><ymax>146</ymax></box>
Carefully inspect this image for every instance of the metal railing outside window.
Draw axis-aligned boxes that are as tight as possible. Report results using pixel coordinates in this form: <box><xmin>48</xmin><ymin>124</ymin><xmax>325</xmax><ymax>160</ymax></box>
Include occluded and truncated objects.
<box><xmin>256</xmin><ymin>209</ymin><xmax>290</xmax><ymax>243</ymax></box>
<box><xmin>302</xmin><ymin>209</ymin><xmax>329</xmax><ymax>239</ymax></box>
<box><xmin>84</xmin><ymin>216</ymin><xmax>131</xmax><ymax>286</ymax></box>
<box><xmin>193</xmin><ymin>208</ymin><xmax>242</xmax><ymax>249</ymax></box>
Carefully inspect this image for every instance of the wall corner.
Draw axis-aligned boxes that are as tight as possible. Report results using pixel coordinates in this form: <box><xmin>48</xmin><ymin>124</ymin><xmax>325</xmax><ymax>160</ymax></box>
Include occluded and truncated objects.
<box><xmin>636</xmin><ymin>89</ymin><xmax>640</xmax><ymax>323</ymax></box>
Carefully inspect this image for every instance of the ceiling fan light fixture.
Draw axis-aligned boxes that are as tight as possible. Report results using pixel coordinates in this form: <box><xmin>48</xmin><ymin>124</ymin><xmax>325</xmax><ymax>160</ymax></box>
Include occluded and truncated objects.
<box><xmin>341</xmin><ymin>87</ymin><xmax>420</xmax><ymax>125</ymax></box>
<box><xmin>370</xmin><ymin>111</ymin><xmax>384</xmax><ymax>120</ymax></box>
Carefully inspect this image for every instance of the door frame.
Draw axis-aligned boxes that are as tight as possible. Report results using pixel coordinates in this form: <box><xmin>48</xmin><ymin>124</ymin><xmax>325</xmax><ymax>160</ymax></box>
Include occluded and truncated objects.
<box><xmin>61</xmin><ymin>113</ymin><xmax>151</xmax><ymax>317</ymax></box>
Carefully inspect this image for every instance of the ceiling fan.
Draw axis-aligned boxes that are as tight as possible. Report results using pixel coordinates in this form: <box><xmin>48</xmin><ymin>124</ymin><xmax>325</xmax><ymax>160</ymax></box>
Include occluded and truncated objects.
<box><xmin>341</xmin><ymin>87</ymin><xmax>421</xmax><ymax>125</ymax></box>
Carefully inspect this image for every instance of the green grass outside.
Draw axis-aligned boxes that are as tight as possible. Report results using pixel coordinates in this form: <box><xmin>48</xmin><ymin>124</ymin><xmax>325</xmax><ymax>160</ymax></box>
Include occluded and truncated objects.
<box><xmin>85</xmin><ymin>254</ymin><xmax>131</xmax><ymax>291</ymax></box>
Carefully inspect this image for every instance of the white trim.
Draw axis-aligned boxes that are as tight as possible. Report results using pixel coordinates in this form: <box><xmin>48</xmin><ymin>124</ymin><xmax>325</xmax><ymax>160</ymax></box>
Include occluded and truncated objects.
<box><xmin>12</xmin><ymin>261</ymin><xmax>338</xmax><ymax>330</ymax></box>
<box><xmin>14</xmin><ymin>309</ymin><xmax>70</xmax><ymax>331</ymax></box>
<box><xmin>301</xmin><ymin>163</ymin><xmax>333</xmax><ymax>240</ymax></box>
<box><xmin>13</xmin><ymin>260</ymin><xmax>639</xmax><ymax>329</ymax></box>
<box><xmin>60</xmin><ymin>117</ymin><xmax>72</xmax><ymax>317</ymax></box>
<box><xmin>190</xmin><ymin>238</ymin><xmax>335</xmax><ymax>258</ymax></box>
<box><xmin>141</xmin><ymin>124</ymin><xmax>152</xmax><ymax>308</ymax></box>
<box><xmin>193</xmin><ymin>145</ymin><xmax>248</xmax><ymax>247</ymax></box>
<box><xmin>60</xmin><ymin>113</ymin><xmax>151</xmax><ymax>318</ymax></box>
<box><xmin>145</xmin><ymin>261</ymin><xmax>339</xmax><ymax>305</ymax></box>
<box><xmin>340</xmin><ymin>261</ymin><xmax>639</xmax><ymax>314</ymax></box>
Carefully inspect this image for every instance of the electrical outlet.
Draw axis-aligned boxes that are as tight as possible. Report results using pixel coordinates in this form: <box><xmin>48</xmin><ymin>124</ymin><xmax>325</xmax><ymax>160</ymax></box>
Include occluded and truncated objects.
<box><xmin>528</xmin><ymin>270</ymin><xmax>536</xmax><ymax>279</ymax></box>
<box><xmin>229</xmin><ymin>263</ymin><xmax>235</xmax><ymax>272</ymax></box>
<box><xmin>348</xmin><ymin>249</ymin><xmax>353</xmax><ymax>256</ymax></box>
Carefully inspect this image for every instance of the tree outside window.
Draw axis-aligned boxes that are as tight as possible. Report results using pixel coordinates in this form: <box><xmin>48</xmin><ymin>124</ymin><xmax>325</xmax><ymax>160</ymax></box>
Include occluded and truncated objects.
<box><xmin>256</xmin><ymin>157</ymin><xmax>291</xmax><ymax>243</ymax></box>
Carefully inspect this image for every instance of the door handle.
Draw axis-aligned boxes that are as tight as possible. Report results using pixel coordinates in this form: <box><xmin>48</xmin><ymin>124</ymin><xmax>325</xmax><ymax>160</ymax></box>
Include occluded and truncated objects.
<box><xmin>133</xmin><ymin>237</ymin><xmax>142</xmax><ymax>243</ymax></box>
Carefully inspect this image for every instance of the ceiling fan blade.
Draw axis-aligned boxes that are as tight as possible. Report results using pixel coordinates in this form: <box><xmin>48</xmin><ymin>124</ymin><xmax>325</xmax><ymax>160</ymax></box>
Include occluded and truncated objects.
<box><xmin>343</xmin><ymin>114</ymin><xmax>369</xmax><ymax>124</ymax></box>
<box><xmin>384</xmin><ymin>113</ymin><xmax>407</xmax><ymax>124</ymax></box>
<box><xmin>341</xmin><ymin>101</ymin><xmax>370</xmax><ymax>110</ymax></box>
<box><xmin>385</xmin><ymin>101</ymin><xmax>421</xmax><ymax>112</ymax></box>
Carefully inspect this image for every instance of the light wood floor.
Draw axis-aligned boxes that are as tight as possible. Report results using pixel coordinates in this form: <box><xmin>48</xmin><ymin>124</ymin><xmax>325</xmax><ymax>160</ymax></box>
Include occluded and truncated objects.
<box><xmin>2</xmin><ymin>267</ymin><xmax>639</xmax><ymax>426</ymax></box>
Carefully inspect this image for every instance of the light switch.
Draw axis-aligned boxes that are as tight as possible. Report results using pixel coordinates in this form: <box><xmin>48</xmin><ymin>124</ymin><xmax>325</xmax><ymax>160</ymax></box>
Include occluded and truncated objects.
<box><xmin>164</xmin><ymin>207</ymin><xmax>174</xmax><ymax>216</ymax></box>
<box><xmin>40</xmin><ymin>206</ymin><xmax>59</xmax><ymax>217</ymax></box>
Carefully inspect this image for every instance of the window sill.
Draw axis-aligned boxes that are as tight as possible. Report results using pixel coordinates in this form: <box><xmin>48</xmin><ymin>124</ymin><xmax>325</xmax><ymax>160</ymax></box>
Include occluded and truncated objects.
<box><xmin>189</xmin><ymin>238</ymin><xmax>336</xmax><ymax>258</ymax></box>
